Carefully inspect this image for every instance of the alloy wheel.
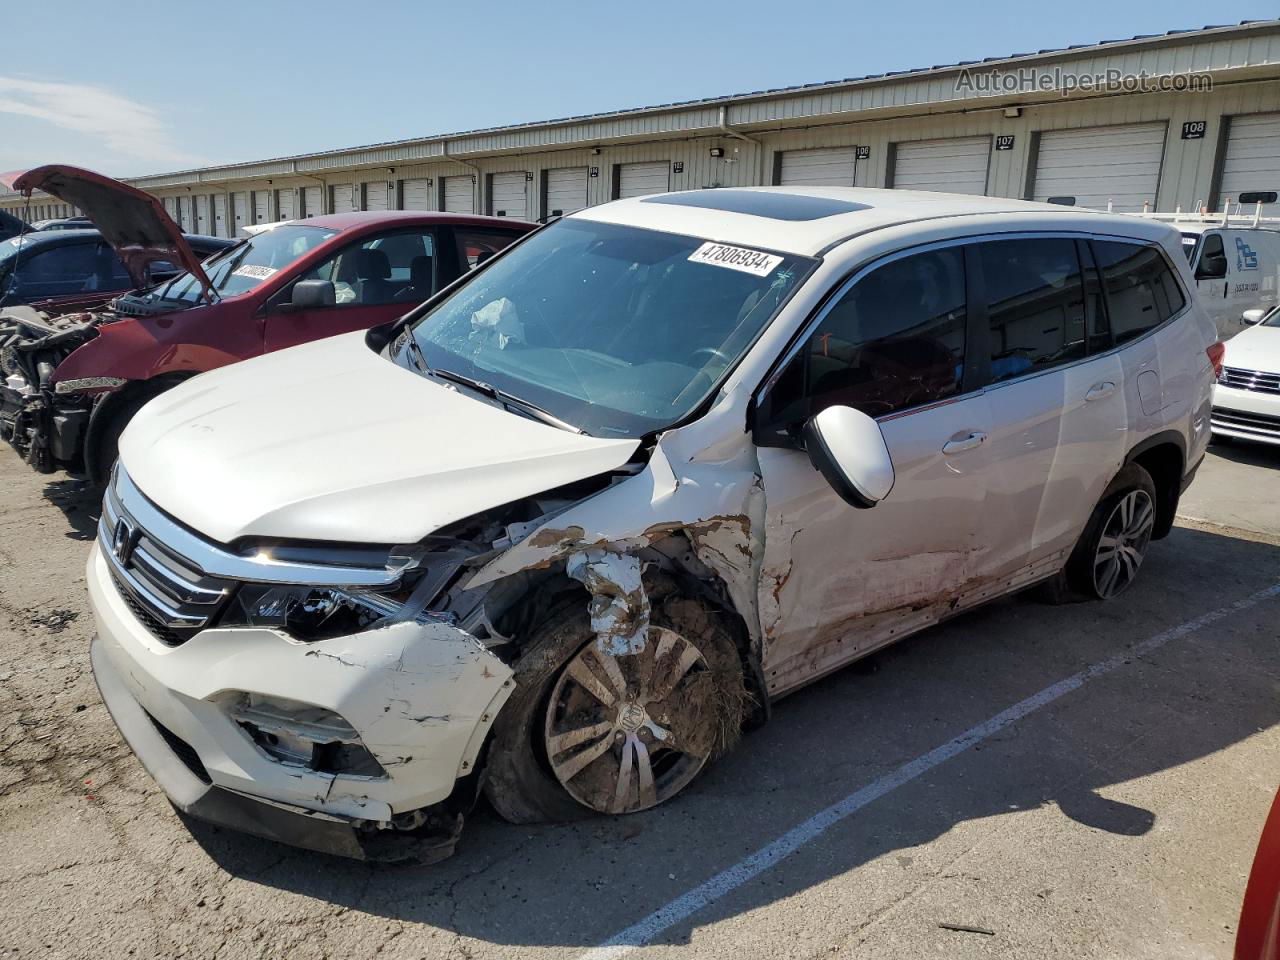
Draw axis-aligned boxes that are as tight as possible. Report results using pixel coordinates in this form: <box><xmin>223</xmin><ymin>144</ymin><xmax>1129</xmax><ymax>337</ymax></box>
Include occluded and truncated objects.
<box><xmin>1093</xmin><ymin>489</ymin><xmax>1155</xmax><ymax>598</ymax></box>
<box><xmin>543</xmin><ymin>627</ymin><xmax>712</xmax><ymax>815</ymax></box>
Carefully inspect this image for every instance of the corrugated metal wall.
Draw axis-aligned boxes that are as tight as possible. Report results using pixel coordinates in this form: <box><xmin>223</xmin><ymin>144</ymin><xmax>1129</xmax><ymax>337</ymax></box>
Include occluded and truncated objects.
<box><xmin>17</xmin><ymin>83</ymin><xmax>1273</xmax><ymax>227</ymax></box>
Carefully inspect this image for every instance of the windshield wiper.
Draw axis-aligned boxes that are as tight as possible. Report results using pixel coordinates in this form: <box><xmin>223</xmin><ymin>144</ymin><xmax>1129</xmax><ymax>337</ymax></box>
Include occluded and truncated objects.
<box><xmin>399</xmin><ymin>333</ymin><xmax>430</xmax><ymax>375</ymax></box>
<box><xmin>430</xmin><ymin>366</ymin><xmax>584</xmax><ymax>434</ymax></box>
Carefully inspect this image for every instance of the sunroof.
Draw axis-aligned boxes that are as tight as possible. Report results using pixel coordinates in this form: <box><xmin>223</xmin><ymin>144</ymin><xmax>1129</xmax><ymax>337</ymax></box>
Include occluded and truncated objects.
<box><xmin>640</xmin><ymin>189</ymin><xmax>870</xmax><ymax>220</ymax></box>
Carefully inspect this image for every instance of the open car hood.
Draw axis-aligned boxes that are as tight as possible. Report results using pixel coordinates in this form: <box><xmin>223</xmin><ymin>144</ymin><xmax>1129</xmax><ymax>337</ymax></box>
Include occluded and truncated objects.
<box><xmin>0</xmin><ymin>164</ymin><xmax>214</xmax><ymax>297</ymax></box>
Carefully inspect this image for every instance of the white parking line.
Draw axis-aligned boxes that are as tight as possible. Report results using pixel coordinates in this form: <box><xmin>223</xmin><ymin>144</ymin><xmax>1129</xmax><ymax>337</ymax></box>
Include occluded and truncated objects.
<box><xmin>579</xmin><ymin>583</ymin><xmax>1280</xmax><ymax>960</ymax></box>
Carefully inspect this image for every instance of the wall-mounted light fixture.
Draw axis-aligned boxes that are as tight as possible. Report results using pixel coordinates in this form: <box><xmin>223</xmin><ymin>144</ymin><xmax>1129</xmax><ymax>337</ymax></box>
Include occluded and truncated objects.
<box><xmin>709</xmin><ymin>147</ymin><xmax>725</xmax><ymax>158</ymax></box>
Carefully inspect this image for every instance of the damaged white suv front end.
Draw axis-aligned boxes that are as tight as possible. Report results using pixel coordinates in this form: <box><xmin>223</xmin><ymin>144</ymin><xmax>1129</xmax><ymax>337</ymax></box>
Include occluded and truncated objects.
<box><xmin>89</xmin><ymin>464</ymin><xmax>523</xmax><ymax>860</ymax></box>
<box><xmin>87</xmin><ymin>203</ymin><xmax>820</xmax><ymax>860</ymax></box>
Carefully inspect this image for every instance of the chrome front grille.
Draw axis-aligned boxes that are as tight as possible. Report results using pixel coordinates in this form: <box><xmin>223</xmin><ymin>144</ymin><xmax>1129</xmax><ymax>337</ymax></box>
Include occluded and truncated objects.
<box><xmin>1220</xmin><ymin>366</ymin><xmax>1280</xmax><ymax>395</ymax></box>
<box><xmin>98</xmin><ymin>467</ymin><xmax>411</xmax><ymax>646</ymax></box>
<box><xmin>99</xmin><ymin>477</ymin><xmax>233</xmax><ymax>646</ymax></box>
<box><xmin>1211</xmin><ymin>407</ymin><xmax>1280</xmax><ymax>437</ymax></box>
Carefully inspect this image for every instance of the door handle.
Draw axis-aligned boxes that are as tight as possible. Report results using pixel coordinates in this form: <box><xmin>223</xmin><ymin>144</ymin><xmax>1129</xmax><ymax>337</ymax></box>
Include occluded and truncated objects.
<box><xmin>942</xmin><ymin>431</ymin><xmax>987</xmax><ymax>454</ymax></box>
<box><xmin>1085</xmin><ymin>381</ymin><xmax>1117</xmax><ymax>402</ymax></box>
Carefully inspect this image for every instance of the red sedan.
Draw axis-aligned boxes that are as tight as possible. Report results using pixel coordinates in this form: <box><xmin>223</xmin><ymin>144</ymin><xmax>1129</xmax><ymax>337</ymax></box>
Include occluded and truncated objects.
<box><xmin>0</xmin><ymin>164</ymin><xmax>534</xmax><ymax>478</ymax></box>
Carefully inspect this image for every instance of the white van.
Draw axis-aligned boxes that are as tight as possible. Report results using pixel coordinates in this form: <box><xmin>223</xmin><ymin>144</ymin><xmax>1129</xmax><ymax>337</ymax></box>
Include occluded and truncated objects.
<box><xmin>1178</xmin><ymin>223</ymin><xmax>1280</xmax><ymax>339</ymax></box>
<box><xmin>87</xmin><ymin>187</ymin><xmax>1220</xmax><ymax>861</ymax></box>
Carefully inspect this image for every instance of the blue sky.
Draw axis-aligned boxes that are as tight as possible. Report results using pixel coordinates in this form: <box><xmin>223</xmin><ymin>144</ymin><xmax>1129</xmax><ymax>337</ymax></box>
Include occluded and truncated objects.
<box><xmin>0</xmin><ymin>0</ymin><xmax>1275</xmax><ymax>178</ymax></box>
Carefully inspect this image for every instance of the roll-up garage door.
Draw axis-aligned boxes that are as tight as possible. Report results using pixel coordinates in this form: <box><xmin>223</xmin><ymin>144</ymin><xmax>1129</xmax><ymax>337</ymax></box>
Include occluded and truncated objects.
<box><xmin>213</xmin><ymin>194</ymin><xmax>228</xmax><ymax>237</ymax></box>
<box><xmin>302</xmin><ymin>185</ymin><xmax>321</xmax><ymax>218</ymax></box>
<box><xmin>617</xmin><ymin>161</ymin><xmax>669</xmax><ymax>198</ymax></box>
<box><xmin>1031</xmin><ymin>123</ymin><xmax>1165</xmax><ymax>212</ymax></box>
<box><xmin>252</xmin><ymin>190</ymin><xmax>270</xmax><ymax>223</ymax></box>
<box><xmin>275</xmin><ymin>189</ymin><xmax>296</xmax><ymax>222</ymax></box>
<box><xmin>545</xmin><ymin>167</ymin><xmax>588</xmax><ymax>217</ymax></box>
<box><xmin>330</xmin><ymin>184</ymin><xmax>354</xmax><ymax>214</ymax></box>
<box><xmin>489</xmin><ymin>172</ymin><xmax>528</xmax><ymax>218</ymax></box>
<box><xmin>195</xmin><ymin>196</ymin><xmax>210</xmax><ymax>234</ymax></box>
<box><xmin>444</xmin><ymin>176</ymin><xmax>475</xmax><ymax>213</ymax></box>
<box><xmin>777</xmin><ymin>147</ymin><xmax>858</xmax><ymax>187</ymax></box>
<box><xmin>363</xmin><ymin>181</ymin><xmax>389</xmax><ymax>211</ymax></box>
<box><xmin>230</xmin><ymin>192</ymin><xmax>248</xmax><ymax>234</ymax></box>
<box><xmin>401</xmin><ymin>178</ymin><xmax>431</xmax><ymax>210</ymax></box>
<box><xmin>891</xmin><ymin>137</ymin><xmax>991</xmax><ymax>195</ymax></box>
<box><xmin>1219</xmin><ymin>113</ymin><xmax>1280</xmax><ymax>217</ymax></box>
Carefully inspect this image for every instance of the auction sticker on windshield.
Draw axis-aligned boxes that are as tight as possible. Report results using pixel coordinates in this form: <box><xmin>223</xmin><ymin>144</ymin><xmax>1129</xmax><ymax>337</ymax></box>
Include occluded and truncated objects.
<box><xmin>688</xmin><ymin>242</ymin><xmax>782</xmax><ymax>277</ymax></box>
<box><xmin>231</xmin><ymin>264</ymin><xmax>278</xmax><ymax>281</ymax></box>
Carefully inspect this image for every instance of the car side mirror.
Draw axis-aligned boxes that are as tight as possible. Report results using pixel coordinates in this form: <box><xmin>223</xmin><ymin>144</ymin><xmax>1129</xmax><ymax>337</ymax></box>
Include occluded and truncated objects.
<box><xmin>1241</xmin><ymin>308</ymin><xmax>1267</xmax><ymax>326</ymax></box>
<box><xmin>282</xmin><ymin>279</ymin><xmax>335</xmax><ymax>311</ymax></box>
<box><xmin>1196</xmin><ymin>254</ymin><xmax>1228</xmax><ymax>280</ymax></box>
<box><xmin>801</xmin><ymin>405</ymin><xmax>895</xmax><ymax>509</ymax></box>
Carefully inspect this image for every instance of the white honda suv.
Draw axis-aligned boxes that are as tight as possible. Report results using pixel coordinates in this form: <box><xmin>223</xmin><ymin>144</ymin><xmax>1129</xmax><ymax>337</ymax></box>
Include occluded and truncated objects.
<box><xmin>88</xmin><ymin>187</ymin><xmax>1220</xmax><ymax>861</ymax></box>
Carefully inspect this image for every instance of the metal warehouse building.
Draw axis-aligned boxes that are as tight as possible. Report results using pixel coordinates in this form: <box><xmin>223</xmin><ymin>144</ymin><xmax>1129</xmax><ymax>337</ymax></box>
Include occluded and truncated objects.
<box><xmin>5</xmin><ymin>20</ymin><xmax>1280</xmax><ymax>229</ymax></box>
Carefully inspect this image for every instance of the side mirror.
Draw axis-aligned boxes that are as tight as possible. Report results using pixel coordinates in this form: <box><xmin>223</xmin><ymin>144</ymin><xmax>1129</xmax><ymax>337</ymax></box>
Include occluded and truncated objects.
<box><xmin>1241</xmin><ymin>308</ymin><xmax>1267</xmax><ymax>326</ymax></box>
<box><xmin>801</xmin><ymin>405</ymin><xmax>895</xmax><ymax>509</ymax></box>
<box><xmin>283</xmin><ymin>279</ymin><xmax>335</xmax><ymax>311</ymax></box>
<box><xmin>1196</xmin><ymin>254</ymin><xmax>1228</xmax><ymax>280</ymax></box>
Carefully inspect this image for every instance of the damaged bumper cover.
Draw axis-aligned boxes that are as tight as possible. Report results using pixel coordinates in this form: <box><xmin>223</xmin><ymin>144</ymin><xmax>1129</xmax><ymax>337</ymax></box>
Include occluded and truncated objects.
<box><xmin>0</xmin><ymin>305</ymin><xmax>101</xmax><ymax>471</ymax></box>
<box><xmin>87</xmin><ymin>543</ymin><xmax>514</xmax><ymax>859</ymax></box>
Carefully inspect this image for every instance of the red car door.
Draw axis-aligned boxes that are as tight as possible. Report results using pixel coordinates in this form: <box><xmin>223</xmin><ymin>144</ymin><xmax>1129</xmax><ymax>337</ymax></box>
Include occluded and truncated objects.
<box><xmin>262</xmin><ymin>226</ymin><xmax>444</xmax><ymax>353</ymax></box>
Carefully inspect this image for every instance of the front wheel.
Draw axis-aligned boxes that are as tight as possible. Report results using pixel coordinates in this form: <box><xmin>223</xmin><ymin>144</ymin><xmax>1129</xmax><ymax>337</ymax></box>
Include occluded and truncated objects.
<box><xmin>85</xmin><ymin>383</ymin><xmax>174</xmax><ymax>483</ymax></box>
<box><xmin>484</xmin><ymin>593</ymin><xmax>747</xmax><ymax>823</ymax></box>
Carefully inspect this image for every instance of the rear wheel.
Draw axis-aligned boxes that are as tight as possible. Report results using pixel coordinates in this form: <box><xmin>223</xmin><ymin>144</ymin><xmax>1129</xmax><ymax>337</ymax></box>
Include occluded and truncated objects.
<box><xmin>1060</xmin><ymin>463</ymin><xmax>1158</xmax><ymax>601</ymax></box>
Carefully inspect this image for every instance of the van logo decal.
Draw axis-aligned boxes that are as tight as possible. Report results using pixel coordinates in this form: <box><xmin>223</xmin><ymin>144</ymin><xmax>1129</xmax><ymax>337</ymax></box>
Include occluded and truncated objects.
<box><xmin>1235</xmin><ymin>237</ymin><xmax>1259</xmax><ymax>271</ymax></box>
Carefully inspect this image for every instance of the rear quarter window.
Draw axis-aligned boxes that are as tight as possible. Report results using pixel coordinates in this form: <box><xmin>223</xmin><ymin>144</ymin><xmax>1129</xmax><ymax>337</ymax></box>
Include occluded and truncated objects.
<box><xmin>1092</xmin><ymin>240</ymin><xmax>1186</xmax><ymax>344</ymax></box>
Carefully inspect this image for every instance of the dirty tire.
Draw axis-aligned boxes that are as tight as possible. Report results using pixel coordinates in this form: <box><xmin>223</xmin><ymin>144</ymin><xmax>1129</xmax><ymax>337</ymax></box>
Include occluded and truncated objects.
<box><xmin>483</xmin><ymin>594</ymin><xmax>747</xmax><ymax>824</ymax></box>
<box><xmin>87</xmin><ymin>384</ymin><xmax>172</xmax><ymax>483</ymax></box>
<box><xmin>1061</xmin><ymin>463</ymin><xmax>1158</xmax><ymax>601</ymax></box>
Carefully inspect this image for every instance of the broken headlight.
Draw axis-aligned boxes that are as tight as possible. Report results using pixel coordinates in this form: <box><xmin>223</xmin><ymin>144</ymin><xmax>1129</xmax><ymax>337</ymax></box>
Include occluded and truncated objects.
<box><xmin>220</xmin><ymin>584</ymin><xmax>404</xmax><ymax>642</ymax></box>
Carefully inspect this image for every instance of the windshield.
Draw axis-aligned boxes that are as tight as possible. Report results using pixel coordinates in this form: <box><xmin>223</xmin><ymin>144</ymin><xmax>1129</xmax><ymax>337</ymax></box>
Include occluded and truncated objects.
<box><xmin>1263</xmin><ymin>306</ymin><xmax>1280</xmax><ymax>328</ymax></box>
<box><xmin>142</xmin><ymin>224</ymin><xmax>336</xmax><ymax>305</ymax></box>
<box><xmin>401</xmin><ymin>218</ymin><xmax>815</xmax><ymax>437</ymax></box>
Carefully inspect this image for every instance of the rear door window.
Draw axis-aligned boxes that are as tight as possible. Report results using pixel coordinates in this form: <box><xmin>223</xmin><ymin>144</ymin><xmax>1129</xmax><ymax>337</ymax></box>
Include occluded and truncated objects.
<box><xmin>977</xmin><ymin>237</ymin><xmax>1087</xmax><ymax>382</ymax></box>
<box><xmin>1092</xmin><ymin>240</ymin><xmax>1186</xmax><ymax>344</ymax></box>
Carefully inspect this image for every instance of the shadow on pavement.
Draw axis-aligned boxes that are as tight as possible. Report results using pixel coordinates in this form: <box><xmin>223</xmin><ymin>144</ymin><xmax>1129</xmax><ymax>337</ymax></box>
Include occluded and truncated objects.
<box><xmin>1207</xmin><ymin>437</ymin><xmax>1280</xmax><ymax>470</ymax></box>
<box><xmin>187</xmin><ymin>523</ymin><xmax>1280</xmax><ymax>950</ymax></box>
<box><xmin>42</xmin><ymin>476</ymin><xmax>101</xmax><ymax>541</ymax></box>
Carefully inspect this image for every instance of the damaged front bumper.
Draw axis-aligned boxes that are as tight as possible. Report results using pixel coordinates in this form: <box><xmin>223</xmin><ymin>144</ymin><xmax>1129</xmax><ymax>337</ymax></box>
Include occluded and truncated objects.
<box><xmin>0</xmin><ymin>305</ymin><xmax>98</xmax><ymax>471</ymax></box>
<box><xmin>87</xmin><ymin>543</ymin><xmax>515</xmax><ymax>860</ymax></box>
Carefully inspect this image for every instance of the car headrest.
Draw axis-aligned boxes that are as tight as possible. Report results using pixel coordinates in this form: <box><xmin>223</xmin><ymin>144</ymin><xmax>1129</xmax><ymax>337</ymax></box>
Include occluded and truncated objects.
<box><xmin>353</xmin><ymin>248</ymin><xmax>390</xmax><ymax>280</ymax></box>
<box><xmin>409</xmin><ymin>255</ymin><xmax>433</xmax><ymax>287</ymax></box>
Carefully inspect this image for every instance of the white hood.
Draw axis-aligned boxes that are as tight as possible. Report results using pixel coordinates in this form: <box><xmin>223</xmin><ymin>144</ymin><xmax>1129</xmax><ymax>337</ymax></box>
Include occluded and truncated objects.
<box><xmin>119</xmin><ymin>332</ymin><xmax>639</xmax><ymax>545</ymax></box>
<box><xmin>1225</xmin><ymin>322</ymin><xmax>1280</xmax><ymax>374</ymax></box>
